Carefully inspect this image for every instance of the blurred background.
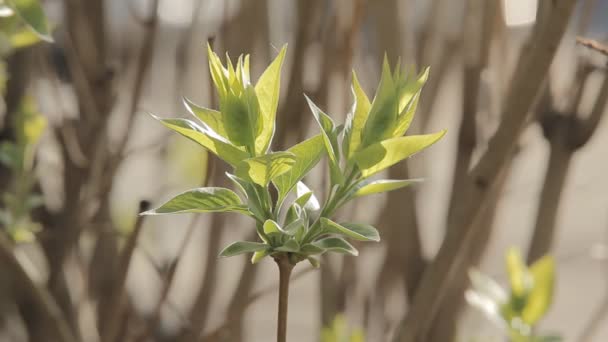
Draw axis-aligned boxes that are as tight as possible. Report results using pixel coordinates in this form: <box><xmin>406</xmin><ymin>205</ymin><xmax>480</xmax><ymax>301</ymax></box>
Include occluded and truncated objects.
<box><xmin>1</xmin><ymin>0</ymin><xmax>608</xmax><ymax>341</ymax></box>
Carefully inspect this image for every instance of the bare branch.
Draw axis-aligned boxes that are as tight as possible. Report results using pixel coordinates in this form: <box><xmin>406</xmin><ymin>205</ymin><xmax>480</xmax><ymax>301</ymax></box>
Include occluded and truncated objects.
<box><xmin>393</xmin><ymin>2</ymin><xmax>578</xmax><ymax>341</ymax></box>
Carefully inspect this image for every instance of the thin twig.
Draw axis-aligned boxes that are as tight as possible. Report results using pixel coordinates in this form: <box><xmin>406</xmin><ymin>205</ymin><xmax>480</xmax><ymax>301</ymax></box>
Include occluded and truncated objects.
<box><xmin>577</xmin><ymin>36</ymin><xmax>608</xmax><ymax>57</ymax></box>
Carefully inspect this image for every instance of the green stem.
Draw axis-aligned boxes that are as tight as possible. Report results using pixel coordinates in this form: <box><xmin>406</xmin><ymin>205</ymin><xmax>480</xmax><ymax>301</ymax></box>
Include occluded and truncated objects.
<box><xmin>275</xmin><ymin>254</ymin><xmax>294</xmax><ymax>342</ymax></box>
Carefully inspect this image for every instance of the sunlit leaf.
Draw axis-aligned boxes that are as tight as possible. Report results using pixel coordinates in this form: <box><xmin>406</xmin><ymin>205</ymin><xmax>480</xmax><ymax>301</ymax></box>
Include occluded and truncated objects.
<box><xmin>321</xmin><ymin>218</ymin><xmax>380</xmax><ymax>242</ymax></box>
<box><xmin>263</xmin><ymin>219</ymin><xmax>281</xmax><ymax>234</ymax></box>
<box><xmin>506</xmin><ymin>247</ymin><xmax>530</xmax><ymax>297</ymax></box>
<box><xmin>353</xmin><ymin>130</ymin><xmax>446</xmax><ymax>177</ymax></box>
<box><xmin>235</xmin><ymin>151</ymin><xmax>296</xmax><ymax>187</ymax></box>
<box><xmin>226</xmin><ymin>173</ymin><xmax>266</xmax><ymax>220</ymax></box>
<box><xmin>522</xmin><ymin>255</ymin><xmax>555</xmax><ymax>325</ymax></box>
<box><xmin>251</xmin><ymin>249</ymin><xmax>270</xmax><ymax>264</ymax></box>
<box><xmin>313</xmin><ymin>237</ymin><xmax>358</xmax><ymax>256</ymax></box>
<box><xmin>7</xmin><ymin>0</ymin><xmax>52</xmax><ymax>41</ymax></box>
<box><xmin>219</xmin><ymin>241</ymin><xmax>267</xmax><ymax>257</ymax></box>
<box><xmin>182</xmin><ymin>97</ymin><xmax>227</xmax><ymax>137</ymax></box>
<box><xmin>221</xmin><ymin>85</ymin><xmax>260</xmax><ymax>149</ymax></box>
<box><xmin>353</xmin><ymin>179</ymin><xmax>422</xmax><ymax>198</ymax></box>
<box><xmin>142</xmin><ymin>187</ymin><xmax>248</xmax><ymax>215</ymax></box>
<box><xmin>273</xmin><ymin>134</ymin><xmax>324</xmax><ymax>201</ymax></box>
<box><xmin>392</xmin><ymin>67</ymin><xmax>429</xmax><ymax>137</ymax></box>
<box><xmin>151</xmin><ymin>115</ymin><xmax>248</xmax><ymax>166</ymax></box>
<box><xmin>345</xmin><ymin>70</ymin><xmax>371</xmax><ymax>159</ymax></box>
<box><xmin>254</xmin><ymin>45</ymin><xmax>287</xmax><ymax>154</ymax></box>
<box><xmin>305</xmin><ymin>95</ymin><xmax>343</xmax><ymax>184</ymax></box>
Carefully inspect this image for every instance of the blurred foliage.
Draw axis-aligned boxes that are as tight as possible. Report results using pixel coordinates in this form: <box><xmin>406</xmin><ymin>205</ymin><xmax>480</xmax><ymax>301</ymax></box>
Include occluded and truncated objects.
<box><xmin>0</xmin><ymin>97</ymin><xmax>46</xmax><ymax>242</ymax></box>
<box><xmin>466</xmin><ymin>248</ymin><xmax>560</xmax><ymax>342</ymax></box>
<box><xmin>321</xmin><ymin>315</ymin><xmax>365</xmax><ymax>342</ymax></box>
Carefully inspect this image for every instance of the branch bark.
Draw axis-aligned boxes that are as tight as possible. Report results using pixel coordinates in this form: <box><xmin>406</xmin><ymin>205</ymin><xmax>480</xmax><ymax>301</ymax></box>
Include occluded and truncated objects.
<box><xmin>392</xmin><ymin>2</ymin><xmax>578</xmax><ymax>341</ymax></box>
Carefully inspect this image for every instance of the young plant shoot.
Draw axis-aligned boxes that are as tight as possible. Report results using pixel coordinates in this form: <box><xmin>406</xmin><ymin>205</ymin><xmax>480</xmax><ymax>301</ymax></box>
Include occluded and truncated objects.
<box><xmin>143</xmin><ymin>45</ymin><xmax>445</xmax><ymax>342</ymax></box>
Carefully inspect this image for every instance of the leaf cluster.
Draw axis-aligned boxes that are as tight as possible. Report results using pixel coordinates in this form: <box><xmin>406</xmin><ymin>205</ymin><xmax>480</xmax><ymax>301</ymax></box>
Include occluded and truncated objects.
<box><xmin>143</xmin><ymin>46</ymin><xmax>445</xmax><ymax>267</ymax></box>
<box><xmin>466</xmin><ymin>248</ymin><xmax>559</xmax><ymax>342</ymax></box>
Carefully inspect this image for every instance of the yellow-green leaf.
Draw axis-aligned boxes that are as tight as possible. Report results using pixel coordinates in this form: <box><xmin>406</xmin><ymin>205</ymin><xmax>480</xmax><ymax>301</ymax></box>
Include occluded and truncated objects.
<box><xmin>263</xmin><ymin>219</ymin><xmax>281</xmax><ymax>234</ymax></box>
<box><xmin>142</xmin><ymin>187</ymin><xmax>248</xmax><ymax>215</ymax></box>
<box><xmin>251</xmin><ymin>249</ymin><xmax>270</xmax><ymax>264</ymax></box>
<box><xmin>220</xmin><ymin>241</ymin><xmax>267</xmax><ymax>257</ymax></box>
<box><xmin>273</xmin><ymin>134</ymin><xmax>325</xmax><ymax>202</ymax></box>
<box><xmin>254</xmin><ymin>45</ymin><xmax>287</xmax><ymax>154</ymax></box>
<box><xmin>506</xmin><ymin>247</ymin><xmax>529</xmax><ymax>297</ymax></box>
<box><xmin>321</xmin><ymin>218</ymin><xmax>380</xmax><ymax>242</ymax></box>
<box><xmin>353</xmin><ymin>179</ymin><xmax>422</xmax><ymax>198</ymax></box>
<box><xmin>221</xmin><ymin>85</ymin><xmax>260</xmax><ymax>149</ymax></box>
<box><xmin>151</xmin><ymin>115</ymin><xmax>248</xmax><ymax>166</ymax></box>
<box><xmin>305</xmin><ymin>95</ymin><xmax>343</xmax><ymax>185</ymax></box>
<box><xmin>235</xmin><ymin>151</ymin><xmax>296</xmax><ymax>187</ymax></box>
<box><xmin>392</xmin><ymin>67</ymin><xmax>429</xmax><ymax>137</ymax></box>
<box><xmin>522</xmin><ymin>255</ymin><xmax>555</xmax><ymax>325</ymax></box>
<box><xmin>361</xmin><ymin>55</ymin><xmax>399</xmax><ymax>147</ymax></box>
<box><xmin>345</xmin><ymin>70</ymin><xmax>371</xmax><ymax>159</ymax></box>
<box><xmin>182</xmin><ymin>97</ymin><xmax>227</xmax><ymax>137</ymax></box>
<box><xmin>8</xmin><ymin>0</ymin><xmax>52</xmax><ymax>41</ymax></box>
<box><xmin>353</xmin><ymin>130</ymin><xmax>446</xmax><ymax>177</ymax></box>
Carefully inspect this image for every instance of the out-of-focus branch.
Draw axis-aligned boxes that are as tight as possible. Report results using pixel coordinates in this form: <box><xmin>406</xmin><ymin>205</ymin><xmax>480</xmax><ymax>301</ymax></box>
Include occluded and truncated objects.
<box><xmin>393</xmin><ymin>2</ymin><xmax>578</xmax><ymax>341</ymax></box>
<box><xmin>99</xmin><ymin>201</ymin><xmax>149</xmax><ymax>342</ymax></box>
<box><xmin>274</xmin><ymin>0</ymin><xmax>323</xmax><ymax>149</ymax></box>
<box><xmin>0</xmin><ymin>234</ymin><xmax>77</xmax><ymax>342</ymax></box>
<box><xmin>527</xmin><ymin>57</ymin><xmax>608</xmax><ymax>264</ymax></box>
<box><xmin>114</xmin><ymin>0</ymin><xmax>159</xmax><ymax>161</ymax></box>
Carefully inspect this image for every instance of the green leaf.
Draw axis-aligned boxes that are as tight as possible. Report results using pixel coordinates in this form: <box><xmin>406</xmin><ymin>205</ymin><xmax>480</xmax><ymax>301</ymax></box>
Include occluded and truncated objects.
<box><xmin>313</xmin><ymin>237</ymin><xmax>358</xmax><ymax>256</ymax></box>
<box><xmin>219</xmin><ymin>241</ymin><xmax>268</xmax><ymax>257</ymax></box>
<box><xmin>235</xmin><ymin>151</ymin><xmax>296</xmax><ymax>187</ymax></box>
<box><xmin>226</xmin><ymin>173</ymin><xmax>266</xmax><ymax>220</ymax></box>
<box><xmin>254</xmin><ymin>45</ymin><xmax>287</xmax><ymax>154</ymax></box>
<box><xmin>8</xmin><ymin>0</ymin><xmax>52</xmax><ymax>41</ymax></box>
<box><xmin>361</xmin><ymin>55</ymin><xmax>399</xmax><ymax>147</ymax></box>
<box><xmin>307</xmin><ymin>256</ymin><xmax>320</xmax><ymax>268</ymax></box>
<box><xmin>275</xmin><ymin>239</ymin><xmax>300</xmax><ymax>253</ymax></box>
<box><xmin>183</xmin><ymin>97</ymin><xmax>227</xmax><ymax>137</ymax></box>
<box><xmin>305</xmin><ymin>95</ymin><xmax>343</xmax><ymax>184</ymax></box>
<box><xmin>221</xmin><ymin>85</ymin><xmax>260</xmax><ymax>149</ymax></box>
<box><xmin>207</xmin><ymin>44</ymin><xmax>228</xmax><ymax>98</ymax></box>
<box><xmin>273</xmin><ymin>134</ymin><xmax>325</xmax><ymax>201</ymax></box>
<box><xmin>301</xmin><ymin>243</ymin><xmax>325</xmax><ymax>255</ymax></box>
<box><xmin>353</xmin><ymin>130</ymin><xmax>446</xmax><ymax>178</ymax></box>
<box><xmin>151</xmin><ymin>115</ymin><xmax>248</xmax><ymax>166</ymax></box>
<box><xmin>321</xmin><ymin>218</ymin><xmax>380</xmax><ymax>242</ymax></box>
<box><xmin>506</xmin><ymin>248</ymin><xmax>530</xmax><ymax>297</ymax></box>
<box><xmin>345</xmin><ymin>70</ymin><xmax>371</xmax><ymax>159</ymax></box>
<box><xmin>263</xmin><ymin>219</ymin><xmax>281</xmax><ymax>234</ymax></box>
<box><xmin>353</xmin><ymin>179</ymin><xmax>422</xmax><ymax>198</ymax></box>
<box><xmin>251</xmin><ymin>249</ymin><xmax>271</xmax><ymax>264</ymax></box>
<box><xmin>282</xmin><ymin>218</ymin><xmax>305</xmax><ymax>236</ymax></box>
<box><xmin>392</xmin><ymin>67</ymin><xmax>429</xmax><ymax>137</ymax></box>
<box><xmin>522</xmin><ymin>255</ymin><xmax>555</xmax><ymax>325</ymax></box>
<box><xmin>142</xmin><ymin>187</ymin><xmax>248</xmax><ymax>215</ymax></box>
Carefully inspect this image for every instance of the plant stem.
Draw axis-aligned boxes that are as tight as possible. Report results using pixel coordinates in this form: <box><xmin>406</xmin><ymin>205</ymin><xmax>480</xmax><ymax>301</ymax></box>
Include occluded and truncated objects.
<box><xmin>275</xmin><ymin>254</ymin><xmax>294</xmax><ymax>342</ymax></box>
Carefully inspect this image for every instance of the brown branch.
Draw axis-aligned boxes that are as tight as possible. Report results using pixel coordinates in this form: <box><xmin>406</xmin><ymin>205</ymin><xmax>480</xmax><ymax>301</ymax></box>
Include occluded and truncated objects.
<box><xmin>114</xmin><ymin>0</ymin><xmax>160</xmax><ymax>160</ymax></box>
<box><xmin>0</xmin><ymin>234</ymin><xmax>77</xmax><ymax>342</ymax></box>
<box><xmin>577</xmin><ymin>36</ymin><xmax>608</xmax><ymax>57</ymax></box>
<box><xmin>393</xmin><ymin>2</ymin><xmax>578</xmax><ymax>341</ymax></box>
<box><xmin>99</xmin><ymin>201</ymin><xmax>149</xmax><ymax>342</ymax></box>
